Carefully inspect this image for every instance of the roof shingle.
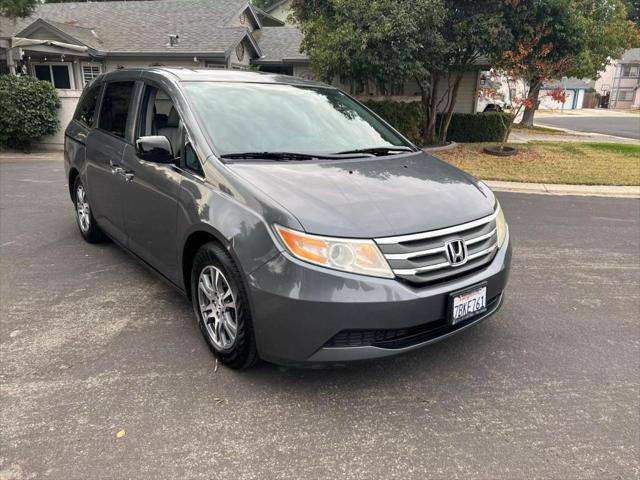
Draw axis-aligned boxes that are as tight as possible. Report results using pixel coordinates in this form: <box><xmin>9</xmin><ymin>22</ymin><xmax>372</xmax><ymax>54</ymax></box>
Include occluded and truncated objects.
<box><xmin>253</xmin><ymin>26</ymin><xmax>306</xmax><ymax>63</ymax></box>
<box><xmin>0</xmin><ymin>0</ymin><xmax>253</xmax><ymax>54</ymax></box>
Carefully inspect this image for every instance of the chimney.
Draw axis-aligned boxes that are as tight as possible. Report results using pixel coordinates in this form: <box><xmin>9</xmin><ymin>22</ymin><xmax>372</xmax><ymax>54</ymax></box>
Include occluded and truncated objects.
<box><xmin>168</xmin><ymin>34</ymin><xmax>179</xmax><ymax>47</ymax></box>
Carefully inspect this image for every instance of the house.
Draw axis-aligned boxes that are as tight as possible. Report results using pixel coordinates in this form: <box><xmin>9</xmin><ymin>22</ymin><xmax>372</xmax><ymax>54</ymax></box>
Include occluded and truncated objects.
<box><xmin>594</xmin><ymin>48</ymin><xmax>640</xmax><ymax>109</ymax></box>
<box><xmin>0</xmin><ymin>0</ymin><xmax>487</xmax><ymax>148</ymax></box>
<box><xmin>538</xmin><ymin>78</ymin><xmax>591</xmax><ymax>111</ymax></box>
<box><xmin>477</xmin><ymin>71</ymin><xmax>592</xmax><ymax>111</ymax></box>
<box><xmin>258</xmin><ymin>0</ymin><xmax>487</xmax><ymax>111</ymax></box>
<box><xmin>261</xmin><ymin>0</ymin><xmax>294</xmax><ymax>24</ymax></box>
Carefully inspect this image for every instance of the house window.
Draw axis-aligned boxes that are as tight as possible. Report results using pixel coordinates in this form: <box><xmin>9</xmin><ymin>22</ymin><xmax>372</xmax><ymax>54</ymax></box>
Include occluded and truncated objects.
<box><xmin>614</xmin><ymin>89</ymin><xmax>635</xmax><ymax>101</ymax></box>
<box><xmin>33</xmin><ymin>63</ymin><xmax>74</xmax><ymax>89</ymax></box>
<box><xmin>82</xmin><ymin>64</ymin><xmax>102</xmax><ymax>87</ymax></box>
<box><xmin>236</xmin><ymin>42</ymin><xmax>245</xmax><ymax>62</ymax></box>
<box><xmin>619</xmin><ymin>65</ymin><xmax>640</xmax><ymax>78</ymax></box>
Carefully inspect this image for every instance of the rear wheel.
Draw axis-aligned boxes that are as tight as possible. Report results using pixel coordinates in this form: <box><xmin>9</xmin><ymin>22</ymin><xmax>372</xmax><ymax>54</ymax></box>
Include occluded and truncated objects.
<box><xmin>73</xmin><ymin>177</ymin><xmax>104</xmax><ymax>243</ymax></box>
<box><xmin>191</xmin><ymin>242</ymin><xmax>258</xmax><ymax>369</ymax></box>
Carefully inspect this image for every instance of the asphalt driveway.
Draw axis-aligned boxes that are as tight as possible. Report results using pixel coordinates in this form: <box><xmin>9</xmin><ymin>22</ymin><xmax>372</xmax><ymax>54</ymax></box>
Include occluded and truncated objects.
<box><xmin>535</xmin><ymin>112</ymin><xmax>640</xmax><ymax>140</ymax></box>
<box><xmin>1</xmin><ymin>159</ymin><xmax>639</xmax><ymax>479</ymax></box>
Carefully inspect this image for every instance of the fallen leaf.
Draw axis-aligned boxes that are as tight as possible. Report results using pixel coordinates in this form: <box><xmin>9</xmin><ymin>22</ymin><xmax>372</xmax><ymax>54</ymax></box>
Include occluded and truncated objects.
<box><xmin>116</xmin><ymin>430</ymin><xmax>126</xmax><ymax>438</ymax></box>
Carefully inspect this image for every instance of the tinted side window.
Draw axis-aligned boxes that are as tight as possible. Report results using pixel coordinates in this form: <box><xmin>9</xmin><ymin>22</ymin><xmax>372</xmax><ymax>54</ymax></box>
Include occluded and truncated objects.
<box><xmin>99</xmin><ymin>82</ymin><xmax>135</xmax><ymax>139</ymax></box>
<box><xmin>184</xmin><ymin>144</ymin><xmax>203</xmax><ymax>175</ymax></box>
<box><xmin>75</xmin><ymin>84</ymin><xmax>101</xmax><ymax>127</ymax></box>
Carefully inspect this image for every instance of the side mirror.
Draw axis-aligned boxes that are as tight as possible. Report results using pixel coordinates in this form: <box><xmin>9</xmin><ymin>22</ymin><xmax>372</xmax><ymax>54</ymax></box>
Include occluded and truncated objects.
<box><xmin>136</xmin><ymin>136</ymin><xmax>174</xmax><ymax>163</ymax></box>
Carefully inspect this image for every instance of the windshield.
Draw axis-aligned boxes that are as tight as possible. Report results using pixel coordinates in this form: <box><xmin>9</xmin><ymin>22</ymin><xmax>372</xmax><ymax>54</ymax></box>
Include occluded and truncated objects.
<box><xmin>183</xmin><ymin>82</ymin><xmax>411</xmax><ymax>157</ymax></box>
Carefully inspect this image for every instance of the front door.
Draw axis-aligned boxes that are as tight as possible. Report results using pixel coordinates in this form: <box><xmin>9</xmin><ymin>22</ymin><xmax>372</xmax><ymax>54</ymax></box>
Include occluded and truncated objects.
<box><xmin>85</xmin><ymin>81</ymin><xmax>137</xmax><ymax>246</ymax></box>
<box><xmin>119</xmin><ymin>84</ymin><xmax>182</xmax><ymax>283</ymax></box>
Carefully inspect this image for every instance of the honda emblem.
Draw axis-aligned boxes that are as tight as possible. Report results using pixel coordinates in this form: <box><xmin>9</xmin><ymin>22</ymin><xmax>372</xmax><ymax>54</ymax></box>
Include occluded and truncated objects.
<box><xmin>445</xmin><ymin>239</ymin><xmax>467</xmax><ymax>266</ymax></box>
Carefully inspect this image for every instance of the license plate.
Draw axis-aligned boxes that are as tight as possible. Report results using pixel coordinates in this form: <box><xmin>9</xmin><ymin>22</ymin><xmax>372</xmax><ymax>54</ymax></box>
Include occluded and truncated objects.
<box><xmin>450</xmin><ymin>284</ymin><xmax>487</xmax><ymax>325</ymax></box>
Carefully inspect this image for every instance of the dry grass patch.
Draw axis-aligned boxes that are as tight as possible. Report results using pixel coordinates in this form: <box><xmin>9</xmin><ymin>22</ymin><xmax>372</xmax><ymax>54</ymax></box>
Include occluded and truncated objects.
<box><xmin>436</xmin><ymin>142</ymin><xmax>640</xmax><ymax>186</ymax></box>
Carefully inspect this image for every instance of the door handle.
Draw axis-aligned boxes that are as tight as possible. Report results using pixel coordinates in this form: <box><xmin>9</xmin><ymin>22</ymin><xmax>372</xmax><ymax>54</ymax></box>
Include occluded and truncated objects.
<box><xmin>110</xmin><ymin>161</ymin><xmax>125</xmax><ymax>176</ymax></box>
<box><xmin>110</xmin><ymin>161</ymin><xmax>134</xmax><ymax>181</ymax></box>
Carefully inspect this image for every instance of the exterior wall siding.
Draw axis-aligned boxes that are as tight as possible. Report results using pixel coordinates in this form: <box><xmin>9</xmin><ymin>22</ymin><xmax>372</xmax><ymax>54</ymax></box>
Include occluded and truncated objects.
<box><xmin>34</xmin><ymin>89</ymin><xmax>81</xmax><ymax>150</ymax></box>
<box><xmin>27</xmin><ymin>27</ymin><xmax>69</xmax><ymax>42</ymax></box>
<box><xmin>332</xmin><ymin>70</ymin><xmax>480</xmax><ymax>114</ymax></box>
<box><xmin>539</xmin><ymin>88</ymin><xmax>576</xmax><ymax>110</ymax></box>
<box><xmin>441</xmin><ymin>70</ymin><xmax>479</xmax><ymax>114</ymax></box>
<box><xmin>227</xmin><ymin>6</ymin><xmax>259</xmax><ymax>30</ymax></box>
<box><xmin>229</xmin><ymin>39</ymin><xmax>251</xmax><ymax>68</ymax></box>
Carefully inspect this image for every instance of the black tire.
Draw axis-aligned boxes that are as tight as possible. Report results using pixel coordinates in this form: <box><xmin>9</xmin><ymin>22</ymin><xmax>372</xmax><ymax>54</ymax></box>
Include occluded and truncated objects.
<box><xmin>190</xmin><ymin>242</ymin><xmax>258</xmax><ymax>369</ymax></box>
<box><xmin>73</xmin><ymin>176</ymin><xmax>104</xmax><ymax>243</ymax></box>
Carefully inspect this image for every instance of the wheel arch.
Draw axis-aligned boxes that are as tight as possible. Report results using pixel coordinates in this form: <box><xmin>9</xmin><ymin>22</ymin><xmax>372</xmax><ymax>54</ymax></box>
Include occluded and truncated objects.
<box><xmin>181</xmin><ymin>226</ymin><xmax>232</xmax><ymax>299</ymax></box>
<box><xmin>68</xmin><ymin>167</ymin><xmax>80</xmax><ymax>201</ymax></box>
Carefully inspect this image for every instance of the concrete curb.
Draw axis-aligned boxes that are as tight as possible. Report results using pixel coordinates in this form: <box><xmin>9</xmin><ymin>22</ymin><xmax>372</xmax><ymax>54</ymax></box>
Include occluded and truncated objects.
<box><xmin>485</xmin><ymin>180</ymin><xmax>640</xmax><ymax>198</ymax></box>
<box><xmin>533</xmin><ymin>124</ymin><xmax>639</xmax><ymax>143</ymax></box>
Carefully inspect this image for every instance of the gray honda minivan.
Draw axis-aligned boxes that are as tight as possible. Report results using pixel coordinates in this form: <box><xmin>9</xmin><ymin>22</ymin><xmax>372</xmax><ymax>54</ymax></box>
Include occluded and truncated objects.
<box><xmin>64</xmin><ymin>68</ymin><xmax>511</xmax><ymax>368</ymax></box>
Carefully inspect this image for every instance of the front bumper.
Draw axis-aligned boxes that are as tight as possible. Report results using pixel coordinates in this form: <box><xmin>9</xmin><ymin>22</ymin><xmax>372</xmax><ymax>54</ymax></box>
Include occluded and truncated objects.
<box><xmin>247</xmin><ymin>231</ymin><xmax>511</xmax><ymax>365</ymax></box>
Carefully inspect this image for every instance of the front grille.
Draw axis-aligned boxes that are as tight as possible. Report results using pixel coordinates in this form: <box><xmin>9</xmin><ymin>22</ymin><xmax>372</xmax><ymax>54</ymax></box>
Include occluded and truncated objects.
<box><xmin>376</xmin><ymin>211</ymin><xmax>498</xmax><ymax>285</ymax></box>
<box><xmin>324</xmin><ymin>294</ymin><xmax>501</xmax><ymax>349</ymax></box>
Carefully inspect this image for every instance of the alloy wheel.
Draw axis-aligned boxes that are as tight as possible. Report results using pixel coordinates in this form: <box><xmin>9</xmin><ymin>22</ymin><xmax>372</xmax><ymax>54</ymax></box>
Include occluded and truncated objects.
<box><xmin>197</xmin><ymin>266</ymin><xmax>238</xmax><ymax>351</ymax></box>
<box><xmin>76</xmin><ymin>185</ymin><xmax>91</xmax><ymax>233</ymax></box>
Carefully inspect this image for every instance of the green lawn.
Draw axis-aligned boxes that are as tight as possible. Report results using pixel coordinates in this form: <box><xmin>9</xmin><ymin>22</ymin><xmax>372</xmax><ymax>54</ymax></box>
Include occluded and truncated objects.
<box><xmin>436</xmin><ymin>142</ymin><xmax>640</xmax><ymax>186</ymax></box>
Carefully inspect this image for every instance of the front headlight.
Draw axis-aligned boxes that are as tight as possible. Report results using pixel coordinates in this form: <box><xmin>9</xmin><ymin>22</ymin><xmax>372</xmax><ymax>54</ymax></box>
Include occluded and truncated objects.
<box><xmin>274</xmin><ymin>225</ymin><xmax>394</xmax><ymax>278</ymax></box>
<box><xmin>496</xmin><ymin>202</ymin><xmax>508</xmax><ymax>247</ymax></box>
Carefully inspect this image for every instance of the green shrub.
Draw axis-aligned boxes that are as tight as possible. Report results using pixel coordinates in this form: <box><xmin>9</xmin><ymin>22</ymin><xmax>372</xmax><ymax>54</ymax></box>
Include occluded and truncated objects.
<box><xmin>363</xmin><ymin>100</ymin><xmax>424</xmax><ymax>145</ymax></box>
<box><xmin>444</xmin><ymin>112</ymin><xmax>514</xmax><ymax>143</ymax></box>
<box><xmin>364</xmin><ymin>100</ymin><xmax>513</xmax><ymax>145</ymax></box>
<box><xmin>0</xmin><ymin>75</ymin><xmax>60</xmax><ymax>150</ymax></box>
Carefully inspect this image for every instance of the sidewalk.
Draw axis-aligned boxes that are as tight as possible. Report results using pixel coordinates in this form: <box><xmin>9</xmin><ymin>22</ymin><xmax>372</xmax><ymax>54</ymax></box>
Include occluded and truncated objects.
<box><xmin>536</xmin><ymin>108</ymin><xmax>640</xmax><ymax>118</ymax></box>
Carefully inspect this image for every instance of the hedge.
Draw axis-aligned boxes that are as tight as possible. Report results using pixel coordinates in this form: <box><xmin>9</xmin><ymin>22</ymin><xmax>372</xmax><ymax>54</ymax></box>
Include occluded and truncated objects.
<box><xmin>363</xmin><ymin>100</ymin><xmax>513</xmax><ymax>145</ymax></box>
<box><xmin>0</xmin><ymin>75</ymin><xmax>60</xmax><ymax>150</ymax></box>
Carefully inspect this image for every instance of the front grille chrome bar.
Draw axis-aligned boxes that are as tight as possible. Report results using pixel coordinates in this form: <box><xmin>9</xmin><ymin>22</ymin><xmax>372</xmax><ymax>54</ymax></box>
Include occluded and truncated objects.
<box><xmin>392</xmin><ymin>244</ymin><xmax>497</xmax><ymax>276</ymax></box>
<box><xmin>385</xmin><ymin>244</ymin><xmax>446</xmax><ymax>261</ymax></box>
<box><xmin>375</xmin><ymin>210</ymin><xmax>499</xmax><ymax>284</ymax></box>
<box><xmin>465</xmin><ymin>227</ymin><xmax>497</xmax><ymax>246</ymax></box>
<box><xmin>376</xmin><ymin>211</ymin><xmax>498</xmax><ymax>245</ymax></box>
<box><xmin>386</xmin><ymin>227</ymin><xmax>498</xmax><ymax>261</ymax></box>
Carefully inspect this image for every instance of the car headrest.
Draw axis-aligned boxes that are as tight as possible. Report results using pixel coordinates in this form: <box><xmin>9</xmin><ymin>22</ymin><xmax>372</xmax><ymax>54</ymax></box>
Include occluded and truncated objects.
<box><xmin>154</xmin><ymin>113</ymin><xmax>168</xmax><ymax>130</ymax></box>
<box><xmin>166</xmin><ymin>107</ymin><xmax>180</xmax><ymax>128</ymax></box>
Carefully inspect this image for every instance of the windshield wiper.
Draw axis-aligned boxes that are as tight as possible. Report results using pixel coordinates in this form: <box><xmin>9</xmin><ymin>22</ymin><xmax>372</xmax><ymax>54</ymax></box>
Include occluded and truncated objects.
<box><xmin>335</xmin><ymin>146</ymin><xmax>415</xmax><ymax>156</ymax></box>
<box><xmin>221</xmin><ymin>151</ymin><xmax>345</xmax><ymax>161</ymax></box>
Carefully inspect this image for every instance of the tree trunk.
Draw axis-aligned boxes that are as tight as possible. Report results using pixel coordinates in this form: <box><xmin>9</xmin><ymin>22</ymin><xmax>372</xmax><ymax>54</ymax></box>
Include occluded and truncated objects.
<box><xmin>419</xmin><ymin>72</ymin><xmax>439</xmax><ymax>146</ymax></box>
<box><xmin>438</xmin><ymin>71</ymin><xmax>465</xmax><ymax>144</ymax></box>
<box><xmin>520</xmin><ymin>78</ymin><xmax>542</xmax><ymax>128</ymax></box>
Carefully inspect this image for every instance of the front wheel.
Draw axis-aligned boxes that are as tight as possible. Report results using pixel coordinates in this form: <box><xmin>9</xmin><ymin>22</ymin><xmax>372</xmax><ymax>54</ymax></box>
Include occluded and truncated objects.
<box><xmin>191</xmin><ymin>242</ymin><xmax>258</xmax><ymax>369</ymax></box>
<box><xmin>73</xmin><ymin>177</ymin><xmax>104</xmax><ymax>243</ymax></box>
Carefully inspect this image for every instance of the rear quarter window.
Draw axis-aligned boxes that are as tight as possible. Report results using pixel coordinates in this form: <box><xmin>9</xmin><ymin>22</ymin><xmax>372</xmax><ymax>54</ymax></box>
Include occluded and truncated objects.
<box><xmin>74</xmin><ymin>83</ymin><xmax>102</xmax><ymax>127</ymax></box>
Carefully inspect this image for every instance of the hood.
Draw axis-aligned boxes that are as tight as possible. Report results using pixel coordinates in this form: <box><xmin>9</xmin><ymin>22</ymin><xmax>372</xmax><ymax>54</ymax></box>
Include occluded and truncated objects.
<box><xmin>227</xmin><ymin>152</ymin><xmax>496</xmax><ymax>238</ymax></box>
